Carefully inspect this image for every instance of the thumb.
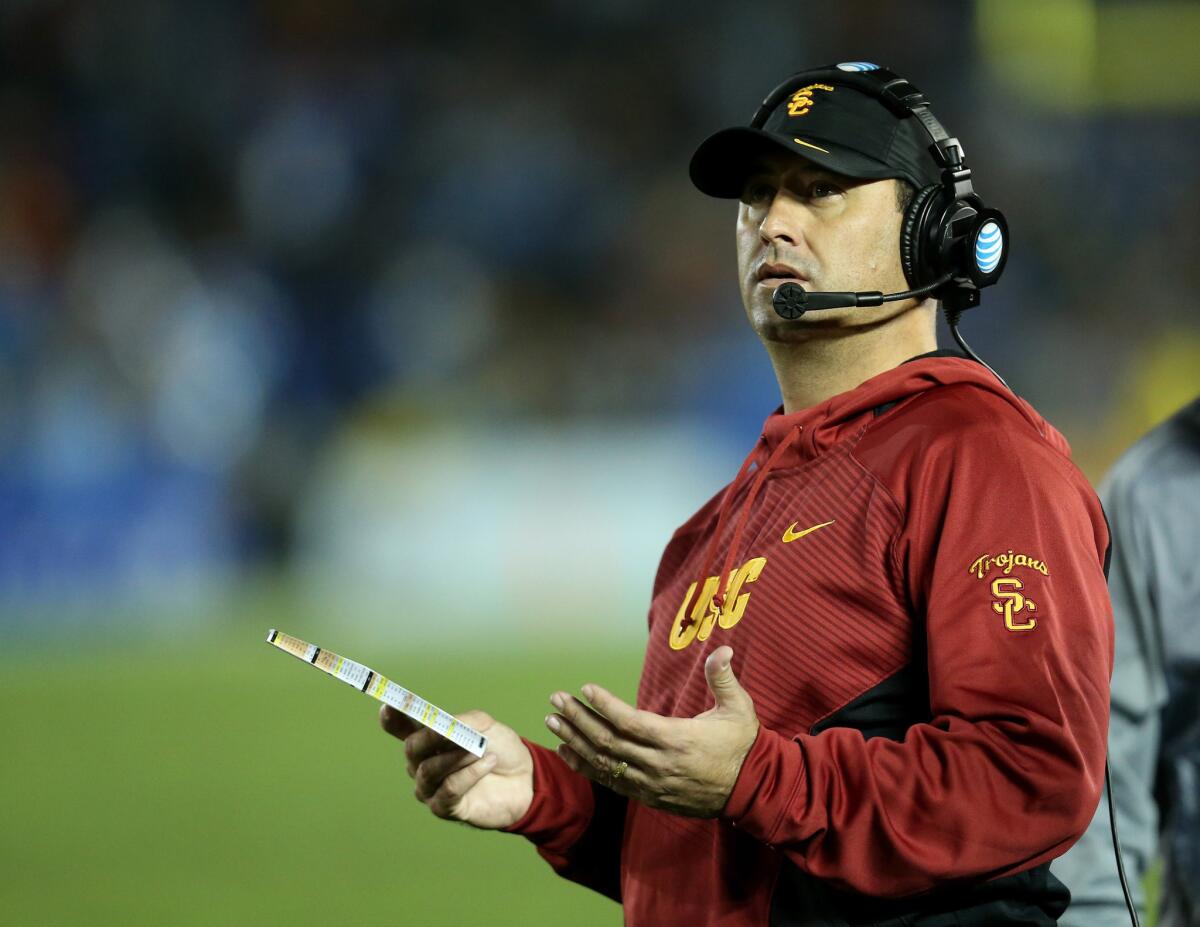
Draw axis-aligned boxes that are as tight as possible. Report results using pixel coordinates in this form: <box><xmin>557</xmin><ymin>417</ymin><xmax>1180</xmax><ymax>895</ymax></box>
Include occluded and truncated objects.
<box><xmin>704</xmin><ymin>646</ymin><xmax>753</xmax><ymax>716</ymax></box>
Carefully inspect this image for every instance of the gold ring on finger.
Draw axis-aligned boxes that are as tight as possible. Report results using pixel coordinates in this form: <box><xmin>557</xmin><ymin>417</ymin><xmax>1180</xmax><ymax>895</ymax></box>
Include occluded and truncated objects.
<box><xmin>611</xmin><ymin>759</ymin><xmax>628</xmax><ymax>782</ymax></box>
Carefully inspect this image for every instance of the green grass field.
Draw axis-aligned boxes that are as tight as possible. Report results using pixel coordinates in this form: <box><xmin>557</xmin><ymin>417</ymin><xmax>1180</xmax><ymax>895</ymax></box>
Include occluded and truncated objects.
<box><xmin>1</xmin><ymin>625</ymin><xmax>641</xmax><ymax>926</ymax></box>
<box><xmin>2</xmin><ymin>619</ymin><xmax>1160</xmax><ymax>925</ymax></box>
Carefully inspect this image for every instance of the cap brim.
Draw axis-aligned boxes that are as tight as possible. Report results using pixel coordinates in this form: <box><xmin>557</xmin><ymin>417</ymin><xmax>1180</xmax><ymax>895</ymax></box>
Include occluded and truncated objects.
<box><xmin>689</xmin><ymin>126</ymin><xmax>904</xmax><ymax>199</ymax></box>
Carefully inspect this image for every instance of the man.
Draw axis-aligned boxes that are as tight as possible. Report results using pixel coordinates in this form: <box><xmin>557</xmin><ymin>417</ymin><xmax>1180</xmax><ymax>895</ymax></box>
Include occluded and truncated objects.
<box><xmin>1053</xmin><ymin>395</ymin><xmax>1200</xmax><ymax>927</ymax></box>
<box><xmin>381</xmin><ymin>64</ymin><xmax>1114</xmax><ymax>925</ymax></box>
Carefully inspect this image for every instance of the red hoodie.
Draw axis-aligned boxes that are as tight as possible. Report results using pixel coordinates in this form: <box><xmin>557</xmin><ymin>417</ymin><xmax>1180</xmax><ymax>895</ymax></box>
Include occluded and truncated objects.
<box><xmin>506</xmin><ymin>355</ymin><xmax>1114</xmax><ymax>926</ymax></box>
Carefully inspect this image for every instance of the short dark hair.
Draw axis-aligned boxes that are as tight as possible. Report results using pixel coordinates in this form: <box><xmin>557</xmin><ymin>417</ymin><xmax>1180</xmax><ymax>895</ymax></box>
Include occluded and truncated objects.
<box><xmin>895</xmin><ymin>178</ymin><xmax>916</xmax><ymax>213</ymax></box>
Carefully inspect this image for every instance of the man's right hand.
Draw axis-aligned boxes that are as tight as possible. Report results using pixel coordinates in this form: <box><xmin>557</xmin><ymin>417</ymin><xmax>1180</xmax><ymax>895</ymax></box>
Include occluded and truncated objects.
<box><xmin>379</xmin><ymin>706</ymin><xmax>534</xmax><ymax>830</ymax></box>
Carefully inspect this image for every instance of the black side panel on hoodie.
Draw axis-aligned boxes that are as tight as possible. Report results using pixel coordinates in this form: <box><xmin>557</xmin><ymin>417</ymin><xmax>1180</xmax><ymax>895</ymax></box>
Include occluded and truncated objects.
<box><xmin>767</xmin><ymin>661</ymin><xmax>1071</xmax><ymax>926</ymax></box>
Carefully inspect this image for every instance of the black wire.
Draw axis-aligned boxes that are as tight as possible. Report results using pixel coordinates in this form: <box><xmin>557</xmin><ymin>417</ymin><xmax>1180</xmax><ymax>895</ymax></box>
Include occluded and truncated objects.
<box><xmin>944</xmin><ymin>307</ymin><xmax>1011</xmax><ymax>391</ymax></box>
<box><xmin>1106</xmin><ymin>759</ymin><xmax>1143</xmax><ymax>927</ymax></box>
<box><xmin>944</xmin><ymin>316</ymin><xmax>1139</xmax><ymax>927</ymax></box>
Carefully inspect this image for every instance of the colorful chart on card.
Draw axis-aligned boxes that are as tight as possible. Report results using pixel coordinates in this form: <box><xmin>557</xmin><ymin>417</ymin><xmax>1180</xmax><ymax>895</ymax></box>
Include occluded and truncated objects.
<box><xmin>265</xmin><ymin>629</ymin><xmax>488</xmax><ymax>757</ymax></box>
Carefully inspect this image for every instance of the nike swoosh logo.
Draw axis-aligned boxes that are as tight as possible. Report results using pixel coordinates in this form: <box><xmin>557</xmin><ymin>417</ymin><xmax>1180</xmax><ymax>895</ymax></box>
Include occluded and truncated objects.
<box><xmin>782</xmin><ymin>519</ymin><xmax>835</xmax><ymax>543</ymax></box>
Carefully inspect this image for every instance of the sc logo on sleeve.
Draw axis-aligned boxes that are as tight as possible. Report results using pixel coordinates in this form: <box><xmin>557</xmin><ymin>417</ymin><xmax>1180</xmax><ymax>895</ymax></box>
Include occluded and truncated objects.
<box><xmin>989</xmin><ymin>577</ymin><xmax>1037</xmax><ymax>632</ymax></box>
<box><xmin>968</xmin><ymin>550</ymin><xmax>1047</xmax><ymax>633</ymax></box>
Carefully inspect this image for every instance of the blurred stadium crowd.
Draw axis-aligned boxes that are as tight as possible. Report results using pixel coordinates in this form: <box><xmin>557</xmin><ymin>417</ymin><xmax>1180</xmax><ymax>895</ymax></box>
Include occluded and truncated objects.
<box><xmin>1</xmin><ymin>0</ymin><xmax>1197</xmax><ymax>621</ymax></box>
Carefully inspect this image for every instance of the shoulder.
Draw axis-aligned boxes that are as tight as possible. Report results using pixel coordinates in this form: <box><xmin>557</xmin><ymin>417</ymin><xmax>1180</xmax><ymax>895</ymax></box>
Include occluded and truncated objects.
<box><xmin>852</xmin><ymin>381</ymin><xmax>1097</xmax><ymax>514</ymax></box>
<box><xmin>1100</xmin><ymin>397</ymin><xmax>1200</xmax><ymax>513</ymax></box>
<box><xmin>856</xmin><ymin>381</ymin><xmax>1068</xmax><ymax>471</ymax></box>
<box><xmin>1100</xmin><ymin>397</ymin><xmax>1200</xmax><ymax>561</ymax></box>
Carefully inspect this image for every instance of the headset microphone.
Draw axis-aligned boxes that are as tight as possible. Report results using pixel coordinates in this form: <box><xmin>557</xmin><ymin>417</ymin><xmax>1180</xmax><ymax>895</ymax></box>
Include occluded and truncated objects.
<box><xmin>771</xmin><ymin>272</ymin><xmax>954</xmax><ymax>320</ymax></box>
<box><xmin>771</xmin><ymin>271</ymin><xmax>1010</xmax><ymax>389</ymax></box>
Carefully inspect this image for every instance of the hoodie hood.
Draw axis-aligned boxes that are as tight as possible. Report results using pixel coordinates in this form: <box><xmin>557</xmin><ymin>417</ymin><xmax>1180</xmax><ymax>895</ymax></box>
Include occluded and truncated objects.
<box><xmin>759</xmin><ymin>353</ymin><xmax>1071</xmax><ymax>468</ymax></box>
<box><xmin>694</xmin><ymin>353</ymin><xmax>1070</xmax><ymax>616</ymax></box>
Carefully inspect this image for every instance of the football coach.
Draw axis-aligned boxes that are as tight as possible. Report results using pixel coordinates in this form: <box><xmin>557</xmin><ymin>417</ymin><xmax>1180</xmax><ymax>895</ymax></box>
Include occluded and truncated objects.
<box><xmin>381</xmin><ymin>63</ymin><xmax>1114</xmax><ymax>926</ymax></box>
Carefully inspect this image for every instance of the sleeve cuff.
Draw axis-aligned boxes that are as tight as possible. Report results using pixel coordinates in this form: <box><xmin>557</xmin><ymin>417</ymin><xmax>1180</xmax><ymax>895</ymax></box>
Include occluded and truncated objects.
<box><xmin>721</xmin><ymin>725</ymin><xmax>810</xmax><ymax>846</ymax></box>
<box><xmin>502</xmin><ymin>738</ymin><xmax>598</xmax><ymax>856</ymax></box>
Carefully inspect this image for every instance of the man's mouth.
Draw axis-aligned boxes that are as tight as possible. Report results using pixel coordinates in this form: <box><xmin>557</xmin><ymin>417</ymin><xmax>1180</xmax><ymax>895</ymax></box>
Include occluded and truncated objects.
<box><xmin>755</xmin><ymin>262</ymin><xmax>809</xmax><ymax>286</ymax></box>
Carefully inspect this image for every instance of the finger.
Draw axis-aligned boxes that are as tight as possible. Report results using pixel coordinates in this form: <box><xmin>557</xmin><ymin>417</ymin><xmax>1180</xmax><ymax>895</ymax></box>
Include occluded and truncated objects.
<box><xmin>556</xmin><ymin>742</ymin><xmax>601</xmax><ymax>780</ymax></box>
<box><xmin>404</xmin><ymin>728</ymin><xmax>462</xmax><ymax>777</ymax></box>
<box><xmin>427</xmin><ymin>753</ymin><xmax>498</xmax><ymax>819</ymax></box>
<box><xmin>556</xmin><ymin>742</ymin><xmax>585</xmax><ymax>770</ymax></box>
<box><xmin>545</xmin><ymin>712</ymin><xmax>610</xmax><ymax>774</ymax></box>
<box><xmin>556</xmin><ymin>743</ymin><xmax>645</xmax><ymax>796</ymax></box>
<box><xmin>414</xmin><ymin>749</ymin><xmax>477</xmax><ymax>801</ymax></box>
<box><xmin>550</xmin><ymin>694</ymin><xmax>658</xmax><ymax>768</ymax></box>
<box><xmin>579</xmin><ymin>684</ymin><xmax>663</xmax><ymax>743</ymax></box>
<box><xmin>545</xmin><ymin>711</ymin><xmax>627</xmax><ymax>777</ymax></box>
<box><xmin>379</xmin><ymin>704</ymin><xmax>419</xmax><ymax>740</ymax></box>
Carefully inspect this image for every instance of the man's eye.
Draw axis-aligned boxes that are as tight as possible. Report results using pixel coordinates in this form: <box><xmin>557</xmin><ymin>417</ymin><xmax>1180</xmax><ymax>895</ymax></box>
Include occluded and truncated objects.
<box><xmin>809</xmin><ymin>181</ymin><xmax>841</xmax><ymax>198</ymax></box>
<box><xmin>742</xmin><ymin>181</ymin><xmax>774</xmax><ymax>205</ymax></box>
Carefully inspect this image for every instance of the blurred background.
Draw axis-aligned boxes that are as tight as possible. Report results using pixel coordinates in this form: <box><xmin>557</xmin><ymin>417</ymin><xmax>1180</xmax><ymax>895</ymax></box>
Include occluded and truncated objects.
<box><xmin>2</xmin><ymin>1</ymin><xmax>1196</xmax><ymax>924</ymax></box>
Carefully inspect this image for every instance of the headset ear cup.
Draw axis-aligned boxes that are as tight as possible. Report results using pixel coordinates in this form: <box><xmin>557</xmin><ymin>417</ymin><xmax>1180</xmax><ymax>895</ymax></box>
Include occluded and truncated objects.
<box><xmin>900</xmin><ymin>184</ymin><xmax>941</xmax><ymax>288</ymax></box>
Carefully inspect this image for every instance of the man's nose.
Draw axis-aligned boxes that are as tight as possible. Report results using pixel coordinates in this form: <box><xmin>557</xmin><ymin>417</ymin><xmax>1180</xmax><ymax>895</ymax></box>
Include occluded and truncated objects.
<box><xmin>759</xmin><ymin>192</ymin><xmax>807</xmax><ymax>248</ymax></box>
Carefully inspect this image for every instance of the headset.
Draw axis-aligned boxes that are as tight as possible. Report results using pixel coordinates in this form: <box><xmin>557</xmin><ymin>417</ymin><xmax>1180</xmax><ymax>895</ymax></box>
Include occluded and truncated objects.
<box><xmin>758</xmin><ymin>65</ymin><xmax>1142</xmax><ymax>927</ymax></box>
<box><xmin>754</xmin><ymin>64</ymin><xmax>1011</xmax><ymax>385</ymax></box>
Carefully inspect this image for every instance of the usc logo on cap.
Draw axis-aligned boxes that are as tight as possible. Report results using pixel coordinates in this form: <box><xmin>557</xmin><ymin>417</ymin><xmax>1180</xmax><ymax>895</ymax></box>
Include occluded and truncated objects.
<box><xmin>786</xmin><ymin>83</ymin><xmax>834</xmax><ymax>117</ymax></box>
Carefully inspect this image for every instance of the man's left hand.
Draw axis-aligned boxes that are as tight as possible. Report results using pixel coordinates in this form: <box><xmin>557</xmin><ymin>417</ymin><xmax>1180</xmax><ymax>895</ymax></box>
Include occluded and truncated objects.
<box><xmin>544</xmin><ymin>645</ymin><xmax>759</xmax><ymax>818</ymax></box>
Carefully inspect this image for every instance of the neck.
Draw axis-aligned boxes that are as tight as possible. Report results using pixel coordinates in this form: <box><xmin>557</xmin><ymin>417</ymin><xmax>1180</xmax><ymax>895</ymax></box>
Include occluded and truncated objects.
<box><xmin>764</xmin><ymin>301</ymin><xmax>938</xmax><ymax>414</ymax></box>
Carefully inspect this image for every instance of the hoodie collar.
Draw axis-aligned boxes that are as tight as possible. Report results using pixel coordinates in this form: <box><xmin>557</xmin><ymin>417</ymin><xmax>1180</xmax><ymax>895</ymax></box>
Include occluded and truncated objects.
<box><xmin>757</xmin><ymin>352</ymin><xmax>1053</xmax><ymax>467</ymax></box>
<box><xmin>691</xmin><ymin>353</ymin><xmax>1067</xmax><ymax>619</ymax></box>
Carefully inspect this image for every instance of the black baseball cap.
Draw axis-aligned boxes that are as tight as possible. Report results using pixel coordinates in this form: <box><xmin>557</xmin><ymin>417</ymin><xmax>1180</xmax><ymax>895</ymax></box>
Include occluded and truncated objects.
<box><xmin>690</xmin><ymin>63</ymin><xmax>943</xmax><ymax>199</ymax></box>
